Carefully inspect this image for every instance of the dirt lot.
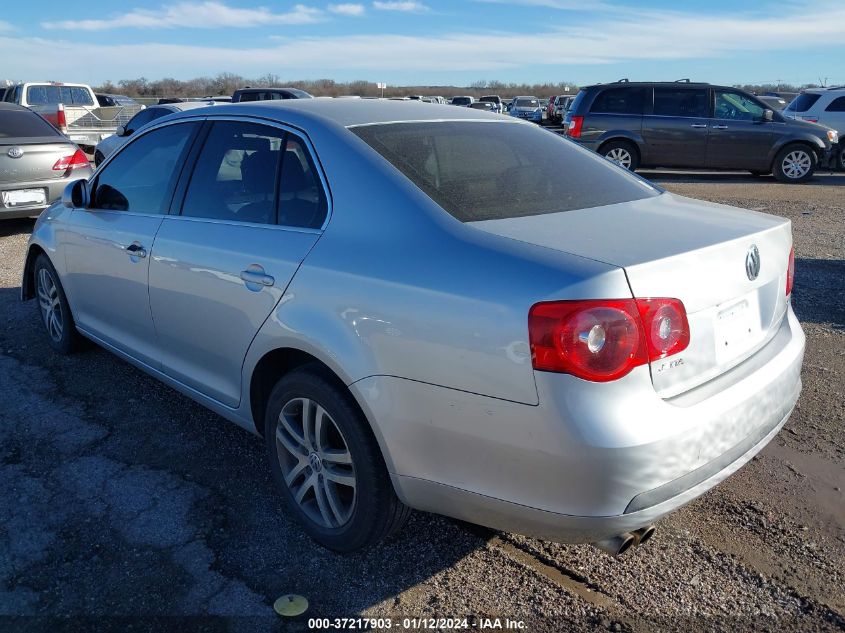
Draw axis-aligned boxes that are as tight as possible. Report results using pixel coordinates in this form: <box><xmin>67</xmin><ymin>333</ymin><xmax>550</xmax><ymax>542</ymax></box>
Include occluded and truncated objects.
<box><xmin>0</xmin><ymin>173</ymin><xmax>843</xmax><ymax>632</ymax></box>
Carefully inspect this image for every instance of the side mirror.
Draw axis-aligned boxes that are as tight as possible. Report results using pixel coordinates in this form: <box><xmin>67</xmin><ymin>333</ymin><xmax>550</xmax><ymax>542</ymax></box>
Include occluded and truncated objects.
<box><xmin>116</xmin><ymin>125</ymin><xmax>127</xmax><ymax>137</ymax></box>
<box><xmin>763</xmin><ymin>109</ymin><xmax>774</xmax><ymax>122</ymax></box>
<box><xmin>62</xmin><ymin>179</ymin><xmax>90</xmax><ymax>209</ymax></box>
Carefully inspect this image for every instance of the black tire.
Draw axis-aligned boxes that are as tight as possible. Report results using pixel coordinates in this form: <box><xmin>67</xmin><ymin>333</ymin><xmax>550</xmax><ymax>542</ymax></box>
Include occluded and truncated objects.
<box><xmin>94</xmin><ymin>150</ymin><xmax>104</xmax><ymax>167</ymax></box>
<box><xmin>33</xmin><ymin>254</ymin><xmax>84</xmax><ymax>354</ymax></box>
<box><xmin>772</xmin><ymin>144</ymin><xmax>816</xmax><ymax>183</ymax></box>
<box><xmin>599</xmin><ymin>140</ymin><xmax>640</xmax><ymax>171</ymax></box>
<box><xmin>264</xmin><ymin>365</ymin><xmax>410</xmax><ymax>552</ymax></box>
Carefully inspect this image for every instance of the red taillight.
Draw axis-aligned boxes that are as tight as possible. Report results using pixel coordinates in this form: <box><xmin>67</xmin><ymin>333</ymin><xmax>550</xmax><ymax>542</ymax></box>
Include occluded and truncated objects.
<box><xmin>56</xmin><ymin>103</ymin><xmax>68</xmax><ymax>135</ymax></box>
<box><xmin>528</xmin><ymin>298</ymin><xmax>690</xmax><ymax>382</ymax></box>
<box><xmin>53</xmin><ymin>149</ymin><xmax>89</xmax><ymax>171</ymax></box>
<box><xmin>566</xmin><ymin>115</ymin><xmax>583</xmax><ymax>138</ymax></box>
<box><xmin>786</xmin><ymin>247</ymin><xmax>795</xmax><ymax>296</ymax></box>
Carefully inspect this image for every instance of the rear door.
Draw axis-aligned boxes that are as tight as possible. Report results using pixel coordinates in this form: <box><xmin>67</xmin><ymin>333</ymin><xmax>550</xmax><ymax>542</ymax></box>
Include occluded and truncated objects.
<box><xmin>706</xmin><ymin>89</ymin><xmax>774</xmax><ymax>171</ymax></box>
<box><xmin>148</xmin><ymin>119</ymin><xmax>328</xmax><ymax>407</ymax></box>
<box><xmin>642</xmin><ymin>87</ymin><xmax>709</xmax><ymax>167</ymax></box>
<box><xmin>63</xmin><ymin>121</ymin><xmax>200</xmax><ymax>367</ymax></box>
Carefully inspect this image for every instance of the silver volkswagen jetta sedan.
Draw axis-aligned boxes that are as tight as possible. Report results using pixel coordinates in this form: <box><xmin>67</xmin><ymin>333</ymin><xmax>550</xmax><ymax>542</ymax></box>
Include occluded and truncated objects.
<box><xmin>22</xmin><ymin>100</ymin><xmax>804</xmax><ymax>554</ymax></box>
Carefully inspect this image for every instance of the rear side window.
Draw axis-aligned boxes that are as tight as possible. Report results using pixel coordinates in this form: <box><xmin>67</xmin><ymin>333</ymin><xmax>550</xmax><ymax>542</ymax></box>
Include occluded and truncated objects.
<box><xmin>352</xmin><ymin>121</ymin><xmax>658</xmax><ymax>222</ymax></box>
<box><xmin>786</xmin><ymin>93</ymin><xmax>822</xmax><ymax>112</ymax></box>
<box><xmin>93</xmin><ymin>122</ymin><xmax>197</xmax><ymax>213</ymax></box>
<box><xmin>590</xmin><ymin>88</ymin><xmax>645</xmax><ymax>115</ymax></box>
<box><xmin>278</xmin><ymin>136</ymin><xmax>328</xmax><ymax>229</ymax></box>
<box><xmin>825</xmin><ymin>96</ymin><xmax>845</xmax><ymax>112</ymax></box>
<box><xmin>182</xmin><ymin>121</ymin><xmax>284</xmax><ymax>225</ymax></box>
<box><xmin>0</xmin><ymin>109</ymin><xmax>61</xmax><ymax>138</ymax></box>
<box><xmin>652</xmin><ymin>88</ymin><xmax>708</xmax><ymax>118</ymax></box>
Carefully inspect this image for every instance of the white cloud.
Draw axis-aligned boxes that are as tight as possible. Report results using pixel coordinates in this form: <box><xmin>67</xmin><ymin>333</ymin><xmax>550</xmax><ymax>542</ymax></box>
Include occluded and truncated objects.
<box><xmin>372</xmin><ymin>1</ymin><xmax>428</xmax><ymax>11</ymax></box>
<box><xmin>329</xmin><ymin>3</ymin><xmax>365</xmax><ymax>15</ymax></box>
<box><xmin>41</xmin><ymin>1</ymin><xmax>323</xmax><ymax>31</ymax></box>
<box><xmin>12</xmin><ymin>2</ymin><xmax>845</xmax><ymax>80</ymax></box>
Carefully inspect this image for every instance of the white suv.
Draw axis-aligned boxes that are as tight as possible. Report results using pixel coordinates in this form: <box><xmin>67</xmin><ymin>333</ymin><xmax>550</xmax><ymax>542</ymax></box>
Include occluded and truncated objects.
<box><xmin>784</xmin><ymin>88</ymin><xmax>845</xmax><ymax>168</ymax></box>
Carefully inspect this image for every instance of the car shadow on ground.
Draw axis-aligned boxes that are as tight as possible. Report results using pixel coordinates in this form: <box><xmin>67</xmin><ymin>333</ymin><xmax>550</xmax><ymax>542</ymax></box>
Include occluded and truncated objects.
<box><xmin>792</xmin><ymin>258</ymin><xmax>845</xmax><ymax>330</ymax></box>
<box><xmin>643</xmin><ymin>170</ymin><xmax>845</xmax><ymax>186</ymax></box>
<box><xmin>0</xmin><ymin>218</ymin><xmax>36</xmax><ymax>238</ymax></box>
<box><xmin>0</xmin><ymin>285</ymin><xmax>491</xmax><ymax>630</ymax></box>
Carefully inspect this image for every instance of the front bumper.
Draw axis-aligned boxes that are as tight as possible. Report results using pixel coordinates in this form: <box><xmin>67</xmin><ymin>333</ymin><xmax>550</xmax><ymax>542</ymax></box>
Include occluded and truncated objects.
<box><xmin>353</xmin><ymin>306</ymin><xmax>804</xmax><ymax>543</ymax></box>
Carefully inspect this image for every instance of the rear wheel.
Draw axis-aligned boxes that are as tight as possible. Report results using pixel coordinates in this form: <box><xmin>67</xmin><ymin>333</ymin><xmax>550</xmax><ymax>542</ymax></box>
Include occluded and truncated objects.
<box><xmin>600</xmin><ymin>140</ymin><xmax>640</xmax><ymax>171</ymax></box>
<box><xmin>33</xmin><ymin>254</ymin><xmax>84</xmax><ymax>354</ymax></box>
<box><xmin>772</xmin><ymin>144</ymin><xmax>816</xmax><ymax>183</ymax></box>
<box><xmin>264</xmin><ymin>366</ymin><xmax>410</xmax><ymax>552</ymax></box>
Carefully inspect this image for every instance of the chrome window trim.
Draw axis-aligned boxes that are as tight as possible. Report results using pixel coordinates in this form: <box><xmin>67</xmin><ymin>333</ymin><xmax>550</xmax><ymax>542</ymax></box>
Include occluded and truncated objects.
<box><xmin>346</xmin><ymin>118</ymin><xmax>523</xmax><ymax>128</ymax></box>
<box><xmin>90</xmin><ymin>114</ymin><xmax>333</xmax><ymax>233</ymax></box>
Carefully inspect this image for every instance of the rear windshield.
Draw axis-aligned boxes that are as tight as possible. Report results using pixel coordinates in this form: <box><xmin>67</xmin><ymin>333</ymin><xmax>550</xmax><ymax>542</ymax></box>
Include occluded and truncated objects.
<box><xmin>26</xmin><ymin>85</ymin><xmax>94</xmax><ymax>106</ymax></box>
<box><xmin>352</xmin><ymin>121</ymin><xmax>659</xmax><ymax>222</ymax></box>
<box><xmin>0</xmin><ymin>109</ymin><xmax>61</xmax><ymax>138</ymax></box>
<box><xmin>786</xmin><ymin>93</ymin><xmax>822</xmax><ymax>112</ymax></box>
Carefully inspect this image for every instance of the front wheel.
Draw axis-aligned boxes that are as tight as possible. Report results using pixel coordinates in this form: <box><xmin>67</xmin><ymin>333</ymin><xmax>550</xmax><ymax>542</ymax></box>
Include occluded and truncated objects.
<box><xmin>33</xmin><ymin>254</ymin><xmax>84</xmax><ymax>354</ymax></box>
<box><xmin>264</xmin><ymin>366</ymin><xmax>410</xmax><ymax>552</ymax></box>
<box><xmin>772</xmin><ymin>145</ymin><xmax>816</xmax><ymax>183</ymax></box>
<box><xmin>600</xmin><ymin>140</ymin><xmax>640</xmax><ymax>171</ymax></box>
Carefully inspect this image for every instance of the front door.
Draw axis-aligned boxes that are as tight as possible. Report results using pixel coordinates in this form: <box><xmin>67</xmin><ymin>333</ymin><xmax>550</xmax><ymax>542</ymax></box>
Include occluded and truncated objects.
<box><xmin>706</xmin><ymin>90</ymin><xmax>774</xmax><ymax>171</ymax></box>
<box><xmin>148</xmin><ymin>120</ymin><xmax>328</xmax><ymax>407</ymax></box>
<box><xmin>63</xmin><ymin>121</ymin><xmax>199</xmax><ymax>367</ymax></box>
<box><xmin>642</xmin><ymin>87</ymin><xmax>710</xmax><ymax>168</ymax></box>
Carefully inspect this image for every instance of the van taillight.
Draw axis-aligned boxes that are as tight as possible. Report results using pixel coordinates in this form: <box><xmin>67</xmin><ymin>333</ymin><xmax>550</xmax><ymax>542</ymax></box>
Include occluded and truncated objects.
<box><xmin>786</xmin><ymin>247</ymin><xmax>795</xmax><ymax>296</ymax></box>
<box><xmin>528</xmin><ymin>298</ymin><xmax>689</xmax><ymax>382</ymax></box>
<box><xmin>566</xmin><ymin>115</ymin><xmax>583</xmax><ymax>138</ymax></box>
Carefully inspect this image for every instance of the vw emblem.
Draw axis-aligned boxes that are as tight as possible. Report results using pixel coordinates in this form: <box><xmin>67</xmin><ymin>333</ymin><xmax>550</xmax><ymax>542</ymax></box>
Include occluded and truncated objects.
<box><xmin>745</xmin><ymin>244</ymin><xmax>761</xmax><ymax>281</ymax></box>
<box><xmin>308</xmin><ymin>452</ymin><xmax>323</xmax><ymax>473</ymax></box>
<box><xmin>7</xmin><ymin>146</ymin><xmax>23</xmax><ymax>159</ymax></box>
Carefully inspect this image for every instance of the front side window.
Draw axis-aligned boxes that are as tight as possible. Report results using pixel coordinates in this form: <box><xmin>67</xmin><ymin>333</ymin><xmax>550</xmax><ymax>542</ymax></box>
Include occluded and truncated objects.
<box><xmin>652</xmin><ymin>88</ymin><xmax>708</xmax><ymax>118</ymax></box>
<box><xmin>825</xmin><ymin>96</ymin><xmax>845</xmax><ymax>112</ymax></box>
<box><xmin>590</xmin><ymin>88</ymin><xmax>645</xmax><ymax>115</ymax></box>
<box><xmin>352</xmin><ymin>121</ymin><xmax>658</xmax><ymax>222</ymax></box>
<box><xmin>92</xmin><ymin>122</ymin><xmax>197</xmax><ymax>213</ymax></box>
<box><xmin>714</xmin><ymin>91</ymin><xmax>766</xmax><ymax>121</ymax></box>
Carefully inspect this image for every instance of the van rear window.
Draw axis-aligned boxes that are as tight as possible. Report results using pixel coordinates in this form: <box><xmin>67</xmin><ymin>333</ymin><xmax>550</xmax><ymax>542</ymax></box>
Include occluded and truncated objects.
<box><xmin>352</xmin><ymin>121</ymin><xmax>659</xmax><ymax>222</ymax></box>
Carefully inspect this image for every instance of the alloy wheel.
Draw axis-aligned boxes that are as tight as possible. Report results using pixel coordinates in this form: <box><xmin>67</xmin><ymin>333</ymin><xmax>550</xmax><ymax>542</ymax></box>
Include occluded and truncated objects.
<box><xmin>37</xmin><ymin>268</ymin><xmax>63</xmax><ymax>343</ymax></box>
<box><xmin>275</xmin><ymin>397</ymin><xmax>357</xmax><ymax>529</ymax></box>
<box><xmin>781</xmin><ymin>150</ymin><xmax>812</xmax><ymax>179</ymax></box>
<box><xmin>605</xmin><ymin>148</ymin><xmax>633</xmax><ymax>169</ymax></box>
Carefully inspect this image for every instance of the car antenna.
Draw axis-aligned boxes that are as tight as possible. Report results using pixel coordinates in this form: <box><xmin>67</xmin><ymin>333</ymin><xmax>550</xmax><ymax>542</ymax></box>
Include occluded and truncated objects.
<box><xmin>675</xmin><ymin>78</ymin><xmax>691</xmax><ymax>83</ymax></box>
<box><xmin>617</xmin><ymin>78</ymin><xmax>629</xmax><ymax>83</ymax></box>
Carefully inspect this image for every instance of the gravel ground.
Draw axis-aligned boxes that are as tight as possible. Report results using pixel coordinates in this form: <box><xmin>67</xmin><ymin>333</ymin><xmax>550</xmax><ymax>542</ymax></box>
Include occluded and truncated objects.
<box><xmin>0</xmin><ymin>173</ymin><xmax>843</xmax><ymax>632</ymax></box>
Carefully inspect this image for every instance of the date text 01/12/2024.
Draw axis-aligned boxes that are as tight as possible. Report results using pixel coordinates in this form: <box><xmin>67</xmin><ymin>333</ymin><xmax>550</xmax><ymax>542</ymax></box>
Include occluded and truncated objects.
<box><xmin>307</xmin><ymin>617</ymin><xmax>528</xmax><ymax>630</ymax></box>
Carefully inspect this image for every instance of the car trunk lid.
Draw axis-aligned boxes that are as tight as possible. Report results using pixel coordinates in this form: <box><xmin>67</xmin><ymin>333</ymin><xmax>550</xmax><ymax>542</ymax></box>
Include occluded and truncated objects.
<box><xmin>470</xmin><ymin>192</ymin><xmax>793</xmax><ymax>397</ymax></box>
<box><xmin>0</xmin><ymin>139</ymin><xmax>79</xmax><ymax>185</ymax></box>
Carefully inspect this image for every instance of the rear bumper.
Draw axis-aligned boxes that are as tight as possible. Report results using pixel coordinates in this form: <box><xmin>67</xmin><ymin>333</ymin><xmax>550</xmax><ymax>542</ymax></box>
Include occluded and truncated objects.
<box><xmin>353</xmin><ymin>306</ymin><xmax>804</xmax><ymax>543</ymax></box>
<box><xmin>0</xmin><ymin>171</ymin><xmax>91</xmax><ymax>219</ymax></box>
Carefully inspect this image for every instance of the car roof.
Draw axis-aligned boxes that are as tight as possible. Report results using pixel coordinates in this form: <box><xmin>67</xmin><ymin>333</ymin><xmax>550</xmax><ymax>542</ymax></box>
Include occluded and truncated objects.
<box><xmin>0</xmin><ymin>102</ymin><xmax>29</xmax><ymax>112</ymax></box>
<box><xmin>159</xmin><ymin>101</ymin><xmax>217</xmax><ymax>112</ymax></box>
<box><xmin>166</xmin><ymin>98</ymin><xmax>507</xmax><ymax>129</ymax></box>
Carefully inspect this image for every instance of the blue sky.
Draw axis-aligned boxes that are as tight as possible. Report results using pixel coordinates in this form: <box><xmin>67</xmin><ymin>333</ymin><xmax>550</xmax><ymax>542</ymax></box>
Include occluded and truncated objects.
<box><xmin>1</xmin><ymin>0</ymin><xmax>843</xmax><ymax>87</ymax></box>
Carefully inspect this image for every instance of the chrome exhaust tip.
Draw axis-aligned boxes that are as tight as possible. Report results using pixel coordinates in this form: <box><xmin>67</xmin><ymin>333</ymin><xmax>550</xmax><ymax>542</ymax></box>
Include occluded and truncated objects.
<box><xmin>592</xmin><ymin>532</ymin><xmax>636</xmax><ymax>556</ymax></box>
<box><xmin>632</xmin><ymin>525</ymin><xmax>656</xmax><ymax>547</ymax></box>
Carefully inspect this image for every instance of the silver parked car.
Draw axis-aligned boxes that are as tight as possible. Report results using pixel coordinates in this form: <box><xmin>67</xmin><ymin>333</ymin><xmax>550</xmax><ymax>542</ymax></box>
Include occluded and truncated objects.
<box><xmin>1</xmin><ymin>103</ymin><xmax>92</xmax><ymax>219</ymax></box>
<box><xmin>22</xmin><ymin>100</ymin><xmax>804</xmax><ymax>554</ymax></box>
<box><xmin>94</xmin><ymin>101</ymin><xmax>214</xmax><ymax>166</ymax></box>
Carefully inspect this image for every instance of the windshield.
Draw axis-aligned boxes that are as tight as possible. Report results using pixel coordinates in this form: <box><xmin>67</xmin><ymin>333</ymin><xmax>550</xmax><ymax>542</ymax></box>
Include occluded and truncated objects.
<box><xmin>515</xmin><ymin>98</ymin><xmax>539</xmax><ymax>108</ymax></box>
<box><xmin>786</xmin><ymin>93</ymin><xmax>822</xmax><ymax>112</ymax></box>
<box><xmin>452</xmin><ymin>97</ymin><xmax>472</xmax><ymax>105</ymax></box>
<box><xmin>352</xmin><ymin>121</ymin><xmax>659</xmax><ymax>222</ymax></box>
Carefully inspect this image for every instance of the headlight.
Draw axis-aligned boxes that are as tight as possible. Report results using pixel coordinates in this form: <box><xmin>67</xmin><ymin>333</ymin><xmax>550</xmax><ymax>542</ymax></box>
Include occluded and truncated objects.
<box><xmin>827</xmin><ymin>130</ymin><xmax>839</xmax><ymax>144</ymax></box>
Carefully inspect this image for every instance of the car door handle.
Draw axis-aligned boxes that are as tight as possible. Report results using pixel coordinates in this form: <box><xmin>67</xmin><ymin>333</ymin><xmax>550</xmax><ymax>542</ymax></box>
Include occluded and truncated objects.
<box><xmin>240</xmin><ymin>266</ymin><xmax>275</xmax><ymax>288</ymax></box>
<box><xmin>124</xmin><ymin>242</ymin><xmax>147</xmax><ymax>258</ymax></box>
<box><xmin>711</xmin><ymin>124</ymin><xmax>729</xmax><ymax>130</ymax></box>
<box><xmin>690</xmin><ymin>123</ymin><xmax>708</xmax><ymax>128</ymax></box>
